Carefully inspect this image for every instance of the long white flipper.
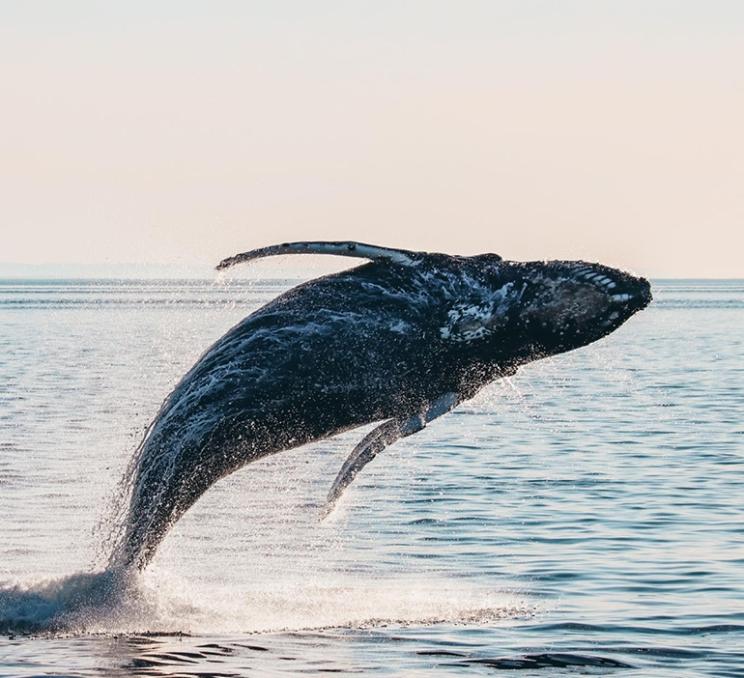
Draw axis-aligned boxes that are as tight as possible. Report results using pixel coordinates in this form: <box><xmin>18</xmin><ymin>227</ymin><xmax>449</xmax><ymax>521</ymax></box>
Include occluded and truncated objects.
<box><xmin>216</xmin><ymin>241</ymin><xmax>419</xmax><ymax>270</ymax></box>
<box><xmin>322</xmin><ymin>392</ymin><xmax>459</xmax><ymax>516</ymax></box>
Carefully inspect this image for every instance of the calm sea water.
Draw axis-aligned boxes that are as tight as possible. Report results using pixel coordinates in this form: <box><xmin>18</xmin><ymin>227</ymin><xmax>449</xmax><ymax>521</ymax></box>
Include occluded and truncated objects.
<box><xmin>0</xmin><ymin>277</ymin><xmax>742</xmax><ymax>677</ymax></box>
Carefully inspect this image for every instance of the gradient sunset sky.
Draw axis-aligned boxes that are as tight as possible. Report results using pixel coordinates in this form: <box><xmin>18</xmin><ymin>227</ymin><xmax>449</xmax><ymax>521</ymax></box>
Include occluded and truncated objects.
<box><xmin>2</xmin><ymin>1</ymin><xmax>742</xmax><ymax>277</ymax></box>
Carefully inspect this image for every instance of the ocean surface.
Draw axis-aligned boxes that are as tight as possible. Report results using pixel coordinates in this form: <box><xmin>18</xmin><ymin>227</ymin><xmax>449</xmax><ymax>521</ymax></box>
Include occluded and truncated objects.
<box><xmin>0</xmin><ymin>277</ymin><xmax>742</xmax><ymax>677</ymax></box>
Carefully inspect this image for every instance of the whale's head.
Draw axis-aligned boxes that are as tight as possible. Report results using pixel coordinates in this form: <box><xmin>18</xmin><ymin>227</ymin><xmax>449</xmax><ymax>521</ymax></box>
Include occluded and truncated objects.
<box><xmin>443</xmin><ymin>256</ymin><xmax>652</xmax><ymax>362</ymax></box>
<box><xmin>511</xmin><ymin>260</ymin><xmax>651</xmax><ymax>355</ymax></box>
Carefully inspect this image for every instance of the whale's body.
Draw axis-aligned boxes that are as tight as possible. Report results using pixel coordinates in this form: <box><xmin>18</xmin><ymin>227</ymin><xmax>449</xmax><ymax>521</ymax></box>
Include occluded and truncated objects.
<box><xmin>110</xmin><ymin>242</ymin><xmax>651</xmax><ymax>570</ymax></box>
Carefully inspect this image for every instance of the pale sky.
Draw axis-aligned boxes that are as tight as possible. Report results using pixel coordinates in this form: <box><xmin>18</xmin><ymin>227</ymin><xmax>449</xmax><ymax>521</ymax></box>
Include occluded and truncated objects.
<box><xmin>1</xmin><ymin>1</ymin><xmax>742</xmax><ymax>277</ymax></box>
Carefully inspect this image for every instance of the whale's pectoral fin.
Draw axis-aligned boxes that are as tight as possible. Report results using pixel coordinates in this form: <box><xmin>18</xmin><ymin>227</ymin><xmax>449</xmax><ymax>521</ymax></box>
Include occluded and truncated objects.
<box><xmin>322</xmin><ymin>392</ymin><xmax>459</xmax><ymax>517</ymax></box>
<box><xmin>217</xmin><ymin>241</ymin><xmax>421</xmax><ymax>270</ymax></box>
<box><xmin>323</xmin><ymin>418</ymin><xmax>410</xmax><ymax>515</ymax></box>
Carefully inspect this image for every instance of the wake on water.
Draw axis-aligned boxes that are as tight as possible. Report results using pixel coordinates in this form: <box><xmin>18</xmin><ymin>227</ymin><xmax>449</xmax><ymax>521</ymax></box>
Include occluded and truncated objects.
<box><xmin>0</xmin><ymin>568</ymin><xmax>532</xmax><ymax>636</ymax></box>
<box><xmin>0</xmin><ymin>570</ymin><xmax>143</xmax><ymax>636</ymax></box>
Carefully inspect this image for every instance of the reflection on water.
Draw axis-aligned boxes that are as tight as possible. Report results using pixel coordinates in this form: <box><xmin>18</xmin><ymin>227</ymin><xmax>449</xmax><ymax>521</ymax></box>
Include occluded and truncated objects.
<box><xmin>1</xmin><ymin>278</ymin><xmax>743</xmax><ymax>676</ymax></box>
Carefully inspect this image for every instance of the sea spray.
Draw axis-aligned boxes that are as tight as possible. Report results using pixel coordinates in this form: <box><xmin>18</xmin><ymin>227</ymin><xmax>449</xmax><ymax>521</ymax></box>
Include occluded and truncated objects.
<box><xmin>0</xmin><ymin>567</ymin><xmax>202</xmax><ymax>635</ymax></box>
<box><xmin>0</xmin><ymin>567</ymin><xmax>531</xmax><ymax>636</ymax></box>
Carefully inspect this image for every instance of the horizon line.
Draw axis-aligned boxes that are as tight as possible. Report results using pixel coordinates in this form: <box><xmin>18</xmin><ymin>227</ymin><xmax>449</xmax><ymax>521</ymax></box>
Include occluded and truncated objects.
<box><xmin>2</xmin><ymin>261</ymin><xmax>743</xmax><ymax>281</ymax></box>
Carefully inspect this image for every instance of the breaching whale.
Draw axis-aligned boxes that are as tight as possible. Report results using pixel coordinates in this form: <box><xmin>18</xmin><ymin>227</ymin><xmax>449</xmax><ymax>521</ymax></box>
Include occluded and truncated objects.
<box><xmin>109</xmin><ymin>241</ymin><xmax>652</xmax><ymax>570</ymax></box>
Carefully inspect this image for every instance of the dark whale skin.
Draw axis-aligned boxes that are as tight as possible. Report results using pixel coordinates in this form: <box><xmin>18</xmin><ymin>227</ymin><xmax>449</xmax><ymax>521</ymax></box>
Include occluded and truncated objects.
<box><xmin>111</xmin><ymin>246</ymin><xmax>651</xmax><ymax>570</ymax></box>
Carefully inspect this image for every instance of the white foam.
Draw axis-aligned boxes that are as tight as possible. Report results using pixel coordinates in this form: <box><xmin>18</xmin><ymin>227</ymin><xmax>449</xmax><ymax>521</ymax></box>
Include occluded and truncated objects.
<box><xmin>0</xmin><ymin>568</ymin><xmax>534</xmax><ymax>636</ymax></box>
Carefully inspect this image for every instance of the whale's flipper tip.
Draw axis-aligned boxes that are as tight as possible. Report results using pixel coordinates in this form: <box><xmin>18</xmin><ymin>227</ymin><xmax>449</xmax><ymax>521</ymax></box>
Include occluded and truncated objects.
<box><xmin>319</xmin><ymin>501</ymin><xmax>335</xmax><ymax>522</ymax></box>
<box><xmin>320</xmin><ymin>482</ymin><xmax>346</xmax><ymax>521</ymax></box>
<box><xmin>215</xmin><ymin>256</ymin><xmax>240</xmax><ymax>271</ymax></box>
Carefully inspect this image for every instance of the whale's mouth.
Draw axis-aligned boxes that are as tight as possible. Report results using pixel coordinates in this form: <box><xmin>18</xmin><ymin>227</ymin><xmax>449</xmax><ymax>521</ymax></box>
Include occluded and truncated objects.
<box><xmin>573</xmin><ymin>266</ymin><xmax>652</xmax><ymax>315</ymax></box>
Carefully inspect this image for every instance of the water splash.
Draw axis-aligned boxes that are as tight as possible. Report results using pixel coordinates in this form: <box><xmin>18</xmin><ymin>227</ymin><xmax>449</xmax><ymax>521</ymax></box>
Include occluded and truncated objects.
<box><xmin>0</xmin><ymin>570</ymin><xmax>140</xmax><ymax>635</ymax></box>
<box><xmin>0</xmin><ymin>569</ymin><xmax>532</xmax><ymax>636</ymax></box>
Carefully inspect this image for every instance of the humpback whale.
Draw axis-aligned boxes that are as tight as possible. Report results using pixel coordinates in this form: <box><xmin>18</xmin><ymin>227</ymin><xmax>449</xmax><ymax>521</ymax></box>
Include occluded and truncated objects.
<box><xmin>110</xmin><ymin>241</ymin><xmax>652</xmax><ymax>570</ymax></box>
